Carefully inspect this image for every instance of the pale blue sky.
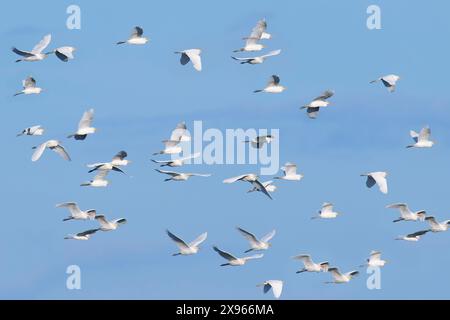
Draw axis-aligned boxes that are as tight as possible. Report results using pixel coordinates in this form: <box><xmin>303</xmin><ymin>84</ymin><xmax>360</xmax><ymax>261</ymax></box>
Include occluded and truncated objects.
<box><xmin>1</xmin><ymin>0</ymin><xmax>450</xmax><ymax>299</ymax></box>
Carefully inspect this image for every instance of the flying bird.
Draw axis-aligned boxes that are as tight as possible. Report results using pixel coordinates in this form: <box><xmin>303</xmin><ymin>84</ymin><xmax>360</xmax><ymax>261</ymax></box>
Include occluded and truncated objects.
<box><xmin>52</xmin><ymin>46</ymin><xmax>76</xmax><ymax>62</ymax></box>
<box><xmin>117</xmin><ymin>26</ymin><xmax>149</xmax><ymax>45</ymax></box>
<box><xmin>174</xmin><ymin>49</ymin><xmax>202</xmax><ymax>71</ymax></box>
<box><xmin>95</xmin><ymin>215</ymin><xmax>127</xmax><ymax>231</ymax></box>
<box><xmin>87</xmin><ymin>151</ymin><xmax>130</xmax><ymax>173</ymax></box>
<box><xmin>12</xmin><ymin>34</ymin><xmax>52</xmax><ymax>62</ymax></box>
<box><xmin>155</xmin><ymin>169</ymin><xmax>211</xmax><ymax>181</ymax></box>
<box><xmin>370</xmin><ymin>74</ymin><xmax>400</xmax><ymax>92</ymax></box>
<box><xmin>67</xmin><ymin>109</ymin><xmax>96</xmax><ymax>140</ymax></box>
<box><xmin>244</xmin><ymin>135</ymin><xmax>274</xmax><ymax>149</ymax></box>
<box><xmin>234</xmin><ymin>19</ymin><xmax>270</xmax><ymax>52</ymax></box>
<box><xmin>223</xmin><ymin>173</ymin><xmax>272</xmax><ymax>199</ymax></box>
<box><xmin>300</xmin><ymin>90</ymin><xmax>334</xmax><ymax>119</ymax></box>
<box><xmin>32</xmin><ymin>140</ymin><xmax>71</xmax><ymax>162</ymax></box>
<box><xmin>386</xmin><ymin>203</ymin><xmax>426</xmax><ymax>222</ymax></box>
<box><xmin>14</xmin><ymin>76</ymin><xmax>42</xmax><ymax>96</ymax></box>
<box><xmin>232</xmin><ymin>49</ymin><xmax>281</xmax><ymax>64</ymax></box>
<box><xmin>80</xmin><ymin>170</ymin><xmax>110</xmax><ymax>187</ymax></box>
<box><xmin>170</xmin><ymin>122</ymin><xmax>191</xmax><ymax>142</ymax></box>
<box><xmin>17</xmin><ymin>125</ymin><xmax>44</xmax><ymax>137</ymax></box>
<box><xmin>361</xmin><ymin>171</ymin><xmax>388</xmax><ymax>194</ymax></box>
<box><xmin>257</xmin><ymin>280</ymin><xmax>283</xmax><ymax>299</ymax></box>
<box><xmin>292</xmin><ymin>254</ymin><xmax>329</xmax><ymax>273</ymax></box>
<box><xmin>247</xmin><ymin>180</ymin><xmax>276</xmax><ymax>194</ymax></box>
<box><xmin>236</xmin><ymin>227</ymin><xmax>276</xmax><ymax>252</ymax></box>
<box><xmin>326</xmin><ymin>267</ymin><xmax>359</xmax><ymax>284</ymax></box>
<box><xmin>311</xmin><ymin>203</ymin><xmax>340</xmax><ymax>219</ymax></box>
<box><xmin>360</xmin><ymin>251</ymin><xmax>387</xmax><ymax>268</ymax></box>
<box><xmin>424</xmin><ymin>216</ymin><xmax>450</xmax><ymax>233</ymax></box>
<box><xmin>274</xmin><ymin>163</ymin><xmax>303</xmax><ymax>181</ymax></box>
<box><xmin>395</xmin><ymin>230</ymin><xmax>429</xmax><ymax>242</ymax></box>
<box><xmin>56</xmin><ymin>202</ymin><xmax>96</xmax><ymax>221</ymax></box>
<box><xmin>212</xmin><ymin>246</ymin><xmax>264</xmax><ymax>266</ymax></box>
<box><xmin>151</xmin><ymin>153</ymin><xmax>200</xmax><ymax>167</ymax></box>
<box><xmin>254</xmin><ymin>75</ymin><xmax>286</xmax><ymax>93</ymax></box>
<box><xmin>166</xmin><ymin>230</ymin><xmax>207</xmax><ymax>256</ymax></box>
<box><xmin>64</xmin><ymin>229</ymin><xmax>99</xmax><ymax>241</ymax></box>
<box><xmin>407</xmin><ymin>127</ymin><xmax>435</xmax><ymax>148</ymax></box>
<box><xmin>153</xmin><ymin>140</ymin><xmax>182</xmax><ymax>156</ymax></box>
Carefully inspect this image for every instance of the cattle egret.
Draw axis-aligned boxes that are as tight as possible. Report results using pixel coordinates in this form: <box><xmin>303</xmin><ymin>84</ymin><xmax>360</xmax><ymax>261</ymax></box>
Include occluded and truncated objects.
<box><xmin>257</xmin><ymin>280</ymin><xmax>283</xmax><ymax>299</ymax></box>
<box><xmin>80</xmin><ymin>170</ymin><xmax>109</xmax><ymax>187</ymax></box>
<box><xmin>274</xmin><ymin>163</ymin><xmax>303</xmax><ymax>181</ymax></box>
<box><xmin>424</xmin><ymin>216</ymin><xmax>450</xmax><ymax>233</ymax></box>
<box><xmin>213</xmin><ymin>246</ymin><xmax>264</xmax><ymax>266</ymax></box>
<box><xmin>360</xmin><ymin>251</ymin><xmax>387</xmax><ymax>268</ymax></box>
<box><xmin>95</xmin><ymin>215</ymin><xmax>127</xmax><ymax>231</ymax></box>
<box><xmin>247</xmin><ymin>180</ymin><xmax>277</xmax><ymax>194</ymax></box>
<box><xmin>68</xmin><ymin>109</ymin><xmax>96</xmax><ymax>140</ymax></box>
<box><xmin>117</xmin><ymin>26</ymin><xmax>149</xmax><ymax>45</ymax></box>
<box><xmin>236</xmin><ymin>227</ymin><xmax>275</xmax><ymax>252</ymax></box>
<box><xmin>32</xmin><ymin>140</ymin><xmax>71</xmax><ymax>162</ymax></box>
<box><xmin>155</xmin><ymin>169</ymin><xmax>211</xmax><ymax>181</ymax></box>
<box><xmin>300</xmin><ymin>90</ymin><xmax>334</xmax><ymax>119</ymax></box>
<box><xmin>407</xmin><ymin>127</ymin><xmax>435</xmax><ymax>148</ymax></box>
<box><xmin>12</xmin><ymin>34</ymin><xmax>52</xmax><ymax>62</ymax></box>
<box><xmin>326</xmin><ymin>267</ymin><xmax>359</xmax><ymax>284</ymax></box>
<box><xmin>292</xmin><ymin>254</ymin><xmax>329</xmax><ymax>273</ymax></box>
<box><xmin>232</xmin><ymin>49</ymin><xmax>281</xmax><ymax>64</ymax></box>
<box><xmin>361</xmin><ymin>172</ymin><xmax>388</xmax><ymax>194</ymax></box>
<box><xmin>64</xmin><ymin>229</ymin><xmax>99</xmax><ymax>240</ymax></box>
<box><xmin>254</xmin><ymin>75</ymin><xmax>286</xmax><ymax>93</ymax></box>
<box><xmin>223</xmin><ymin>174</ymin><xmax>272</xmax><ymax>200</ymax></box>
<box><xmin>386</xmin><ymin>203</ymin><xmax>426</xmax><ymax>222</ymax></box>
<box><xmin>151</xmin><ymin>153</ymin><xmax>200</xmax><ymax>167</ymax></box>
<box><xmin>244</xmin><ymin>135</ymin><xmax>274</xmax><ymax>149</ymax></box>
<box><xmin>234</xmin><ymin>19</ymin><xmax>269</xmax><ymax>52</ymax></box>
<box><xmin>166</xmin><ymin>230</ymin><xmax>207</xmax><ymax>256</ymax></box>
<box><xmin>312</xmin><ymin>203</ymin><xmax>340</xmax><ymax>219</ymax></box>
<box><xmin>370</xmin><ymin>74</ymin><xmax>400</xmax><ymax>92</ymax></box>
<box><xmin>175</xmin><ymin>49</ymin><xmax>202</xmax><ymax>71</ymax></box>
<box><xmin>56</xmin><ymin>202</ymin><xmax>96</xmax><ymax>221</ymax></box>
<box><xmin>17</xmin><ymin>125</ymin><xmax>44</xmax><ymax>137</ymax></box>
<box><xmin>14</xmin><ymin>76</ymin><xmax>42</xmax><ymax>96</ymax></box>
<box><xmin>395</xmin><ymin>230</ymin><xmax>429</xmax><ymax>241</ymax></box>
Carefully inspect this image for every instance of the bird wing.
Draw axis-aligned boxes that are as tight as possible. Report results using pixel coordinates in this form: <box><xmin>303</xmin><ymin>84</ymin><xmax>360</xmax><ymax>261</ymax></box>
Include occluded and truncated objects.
<box><xmin>246</xmin><ymin>19</ymin><xmax>266</xmax><ymax>44</ymax></box>
<box><xmin>265</xmin><ymin>280</ymin><xmax>283</xmax><ymax>299</ymax></box>
<box><xmin>283</xmin><ymin>163</ymin><xmax>297</xmax><ymax>176</ymax></box>
<box><xmin>213</xmin><ymin>246</ymin><xmax>237</xmax><ymax>261</ymax></box>
<box><xmin>31</xmin><ymin>34</ymin><xmax>51</xmax><ymax>54</ymax></box>
<box><xmin>184</xmin><ymin>49</ymin><xmax>202</xmax><ymax>71</ymax></box>
<box><xmin>268</xmin><ymin>75</ymin><xmax>280</xmax><ymax>86</ymax></box>
<box><xmin>23</xmin><ymin>77</ymin><xmax>36</xmax><ymax>88</ymax></box>
<box><xmin>408</xmin><ymin>230</ymin><xmax>429</xmax><ymax>237</ymax></box>
<box><xmin>77</xmin><ymin>229</ymin><xmax>99</xmax><ymax>237</ymax></box>
<box><xmin>78</xmin><ymin>109</ymin><xmax>94</xmax><ymax>129</ymax></box>
<box><xmin>293</xmin><ymin>254</ymin><xmax>314</xmax><ymax>268</ymax></box>
<box><xmin>236</xmin><ymin>227</ymin><xmax>259</xmax><ymax>245</ymax></box>
<box><xmin>371</xmin><ymin>172</ymin><xmax>388</xmax><ymax>194</ymax></box>
<box><xmin>386</xmin><ymin>203</ymin><xmax>410</xmax><ymax>217</ymax></box>
<box><xmin>251</xmin><ymin>180</ymin><xmax>273</xmax><ymax>199</ymax></box>
<box><xmin>306</xmin><ymin>107</ymin><xmax>320</xmax><ymax>119</ymax></box>
<box><xmin>54</xmin><ymin>145</ymin><xmax>71</xmax><ymax>161</ymax></box>
<box><xmin>32</xmin><ymin>141</ymin><xmax>48</xmax><ymax>162</ymax></box>
<box><xmin>95</xmin><ymin>215</ymin><xmax>109</xmax><ymax>228</ymax></box>
<box><xmin>131</xmin><ymin>26</ymin><xmax>144</xmax><ymax>37</ymax></box>
<box><xmin>155</xmin><ymin>169</ymin><xmax>179</xmax><ymax>177</ymax></box>
<box><xmin>418</xmin><ymin>127</ymin><xmax>431</xmax><ymax>142</ymax></box>
<box><xmin>55</xmin><ymin>46</ymin><xmax>75</xmax><ymax>61</ymax></box>
<box><xmin>369</xmin><ymin>251</ymin><xmax>381</xmax><ymax>262</ymax></box>
<box><xmin>321</xmin><ymin>203</ymin><xmax>333</xmax><ymax>214</ymax></box>
<box><xmin>260</xmin><ymin>229</ymin><xmax>276</xmax><ymax>243</ymax></box>
<box><xmin>166</xmin><ymin>230</ymin><xmax>189</xmax><ymax>250</ymax></box>
<box><xmin>313</xmin><ymin>90</ymin><xmax>334</xmax><ymax>101</ymax></box>
<box><xmin>328</xmin><ymin>268</ymin><xmax>342</xmax><ymax>280</ymax></box>
<box><xmin>223</xmin><ymin>174</ymin><xmax>251</xmax><ymax>184</ymax></box>
<box><xmin>56</xmin><ymin>202</ymin><xmax>80</xmax><ymax>215</ymax></box>
<box><xmin>425</xmin><ymin>216</ymin><xmax>440</xmax><ymax>228</ymax></box>
<box><xmin>112</xmin><ymin>151</ymin><xmax>127</xmax><ymax>161</ymax></box>
<box><xmin>260</xmin><ymin>49</ymin><xmax>281</xmax><ymax>59</ymax></box>
<box><xmin>94</xmin><ymin>169</ymin><xmax>109</xmax><ymax>181</ymax></box>
<box><xmin>409</xmin><ymin>130</ymin><xmax>419</xmax><ymax>143</ymax></box>
<box><xmin>188</xmin><ymin>232</ymin><xmax>208</xmax><ymax>248</ymax></box>
<box><xmin>170</xmin><ymin>122</ymin><xmax>188</xmax><ymax>141</ymax></box>
<box><xmin>12</xmin><ymin>47</ymin><xmax>34</xmax><ymax>57</ymax></box>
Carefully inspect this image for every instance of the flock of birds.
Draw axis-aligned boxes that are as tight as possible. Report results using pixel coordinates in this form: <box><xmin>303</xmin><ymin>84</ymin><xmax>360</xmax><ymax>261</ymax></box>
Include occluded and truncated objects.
<box><xmin>12</xmin><ymin>18</ymin><xmax>448</xmax><ymax>299</ymax></box>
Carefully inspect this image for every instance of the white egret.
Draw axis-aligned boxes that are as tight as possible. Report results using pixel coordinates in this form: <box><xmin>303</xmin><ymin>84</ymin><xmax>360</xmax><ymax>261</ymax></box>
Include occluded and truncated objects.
<box><xmin>386</xmin><ymin>203</ymin><xmax>426</xmax><ymax>222</ymax></box>
<box><xmin>407</xmin><ymin>127</ymin><xmax>435</xmax><ymax>148</ymax></box>
<box><xmin>370</xmin><ymin>74</ymin><xmax>400</xmax><ymax>92</ymax></box>
<box><xmin>223</xmin><ymin>174</ymin><xmax>272</xmax><ymax>200</ymax></box>
<box><xmin>395</xmin><ymin>230</ymin><xmax>429</xmax><ymax>241</ymax></box>
<box><xmin>87</xmin><ymin>151</ymin><xmax>130</xmax><ymax>173</ymax></box>
<box><xmin>17</xmin><ymin>125</ymin><xmax>44</xmax><ymax>137</ymax></box>
<box><xmin>247</xmin><ymin>180</ymin><xmax>277</xmax><ymax>194</ymax></box>
<box><xmin>12</xmin><ymin>34</ymin><xmax>52</xmax><ymax>62</ymax></box>
<box><xmin>117</xmin><ymin>26</ymin><xmax>149</xmax><ymax>45</ymax></box>
<box><xmin>14</xmin><ymin>76</ymin><xmax>42</xmax><ymax>96</ymax></box>
<box><xmin>326</xmin><ymin>267</ymin><xmax>359</xmax><ymax>284</ymax></box>
<box><xmin>360</xmin><ymin>251</ymin><xmax>387</xmax><ymax>268</ymax></box>
<box><xmin>52</xmin><ymin>46</ymin><xmax>76</xmax><ymax>62</ymax></box>
<box><xmin>274</xmin><ymin>163</ymin><xmax>303</xmax><ymax>181</ymax></box>
<box><xmin>424</xmin><ymin>216</ymin><xmax>450</xmax><ymax>233</ymax></box>
<box><xmin>257</xmin><ymin>280</ymin><xmax>283</xmax><ymax>299</ymax></box>
<box><xmin>213</xmin><ymin>246</ymin><xmax>264</xmax><ymax>266</ymax></box>
<box><xmin>300</xmin><ymin>90</ymin><xmax>334</xmax><ymax>119</ymax></box>
<box><xmin>95</xmin><ymin>215</ymin><xmax>127</xmax><ymax>231</ymax></box>
<box><xmin>292</xmin><ymin>254</ymin><xmax>329</xmax><ymax>273</ymax></box>
<box><xmin>236</xmin><ymin>227</ymin><xmax>276</xmax><ymax>252</ymax></box>
<box><xmin>311</xmin><ymin>203</ymin><xmax>340</xmax><ymax>219</ymax></box>
<box><xmin>67</xmin><ymin>109</ymin><xmax>96</xmax><ymax>140</ymax></box>
<box><xmin>361</xmin><ymin>171</ymin><xmax>388</xmax><ymax>194</ymax></box>
<box><xmin>80</xmin><ymin>170</ymin><xmax>109</xmax><ymax>187</ymax></box>
<box><xmin>174</xmin><ymin>49</ymin><xmax>202</xmax><ymax>71</ymax></box>
<box><xmin>234</xmin><ymin>19</ymin><xmax>269</xmax><ymax>52</ymax></box>
<box><xmin>254</xmin><ymin>75</ymin><xmax>286</xmax><ymax>93</ymax></box>
<box><xmin>166</xmin><ymin>230</ymin><xmax>207</xmax><ymax>256</ymax></box>
<box><xmin>56</xmin><ymin>202</ymin><xmax>96</xmax><ymax>221</ymax></box>
<box><xmin>244</xmin><ymin>135</ymin><xmax>274</xmax><ymax>149</ymax></box>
